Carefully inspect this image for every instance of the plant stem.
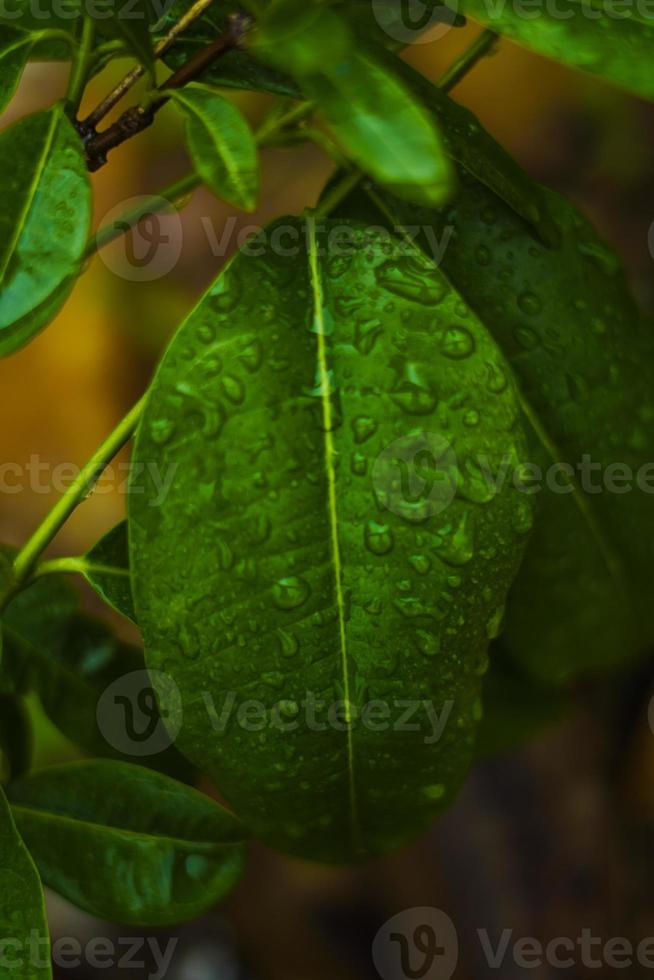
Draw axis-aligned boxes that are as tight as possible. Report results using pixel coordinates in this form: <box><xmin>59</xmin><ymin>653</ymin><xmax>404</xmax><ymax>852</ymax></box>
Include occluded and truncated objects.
<box><xmin>85</xmin><ymin>171</ymin><xmax>201</xmax><ymax>258</ymax></box>
<box><xmin>13</xmin><ymin>397</ymin><xmax>147</xmax><ymax>586</ymax></box>
<box><xmin>65</xmin><ymin>16</ymin><xmax>95</xmax><ymax>118</ymax></box>
<box><xmin>82</xmin><ymin>0</ymin><xmax>218</xmax><ymax>131</ymax></box>
<box><xmin>83</xmin><ymin>11</ymin><xmax>251</xmax><ymax>172</ymax></box>
<box><xmin>31</xmin><ymin>557</ymin><xmax>88</xmax><ymax>580</ymax></box>
<box><xmin>438</xmin><ymin>28</ymin><xmax>498</xmax><ymax>93</ymax></box>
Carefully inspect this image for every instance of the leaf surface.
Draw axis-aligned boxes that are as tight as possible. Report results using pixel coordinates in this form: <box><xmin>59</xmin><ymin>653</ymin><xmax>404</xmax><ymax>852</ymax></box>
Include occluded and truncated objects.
<box><xmin>458</xmin><ymin>0</ymin><xmax>654</xmax><ymax>101</ymax></box>
<box><xmin>0</xmin><ymin>27</ymin><xmax>31</xmax><ymax>114</ymax></box>
<box><xmin>129</xmin><ymin>217</ymin><xmax>533</xmax><ymax>861</ymax></box>
<box><xmin>171</xmin><ymin>84</ymin><xmax>259</xmax><ymax>212</ymax></box>
<box><xmin>0</xmin><ymin>106</ymin><xmax>91</xmax><ymax>356</ymax></box>
<box><xmin>336</xmin><ymin>84</ymin><xmax>654</xmax><ymax>682</ymax></box>
<box><xmin>8</xmin><ymin>761</ymin><xmax>247</xmax><ymax>925</ymax></box>
<box><xmin>0</xmin><ymin>786</ymin><xmax>50</xmax><ymax>980</ymax></box>
<box><xmin>83</xmin><ymin>521</ymin><xmax>136</xmax><ymax>624</ymax></box>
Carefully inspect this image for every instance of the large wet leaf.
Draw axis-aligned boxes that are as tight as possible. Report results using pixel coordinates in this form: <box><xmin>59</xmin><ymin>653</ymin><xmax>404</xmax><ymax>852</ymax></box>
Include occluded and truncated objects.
<box><xmin>0</xmin><ymin>570</ymin><xmax>190</xmax><ymax>781</ymax></box>
<box><xmin>457</xmin><ymin>0</ymin><xmax>654</xmax><ymax>101</ymax></box>
<box><xmin>0</xmin><ymin>106</ymin><xmax>91</xmax><ymax>356</ymax></box>
<box><xmin>129</xmin><ymin>217</ymin><xmax>533</xmax><ymax>862</ymax></box>
<box><xmin>8</xmin><ymin>761</ymin><xmax>247</xmax><ymax>925</ymax></box>
<box><xmin>0</xmin><ymin>786</ymin><xmax>50</xmax><ymax>979</ymax></box>
<box><xmin>336</xmin><ymin>87</ymin><xmax>654</xmax><ymax>682</ymax></box>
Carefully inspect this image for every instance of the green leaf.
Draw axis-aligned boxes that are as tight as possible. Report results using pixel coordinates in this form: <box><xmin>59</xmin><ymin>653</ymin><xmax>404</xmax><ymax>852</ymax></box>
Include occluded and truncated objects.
<box><xmin>0</xmin><ymin>572</ymin><xmax>191</xmax><ymax>781</ymax></box>
<box><xmin>129</xmin><ymin>216</ymin><xmax>533</xmax><ymax>862</ymax></box>
<box><xmin>457</xmin><ymin>0</ymin><xmax>654</xmax><ymax>101</ymax></box>
<box><xmin>83</xmin><ymin>521</ymin><xmax>136</xmax><ymax>624</ymax></box>
<box><xmin>160</xmin><ymin>0</ymin><xmax>297</xmax><ymax>96</ymax></box>
<box><xmin>256</xmin><ymin>4</ymin><xmax>453</xmax><ymax>207</ymax></box>
<box><xmin>0</xmin><ymin>785</ymin><xmax>51</xmax><ymax>980</ymax></box>
<box><xmin>335</xmin><ymin>88</ymin><xmax>654</xmax><ymax>683</ymax></box>
<box><xmin>8</xmin><ymin>761</ymin><xmax>248</xmax><ymax>925</ymax></box>
<box><xmin>170</xmin><ymin>83</ymin><xmax>259</xmax><ymax>212</ymax></box>
<box><xmin>0</xmin><ymin>106</ymin><xmax>91</xmax><ymax>357</ymax></box>
<box><xmin>0</xmin><ymin>697</ymin><xmax>32</xmax><ymax>783</ymax></box>
<box><xmin>0</xmin><ymin>28</ymin><xmax>31</xmax><ymax>115</ymax></box>
<box><xmin>101</xmin><ymin>0</ymin><xmax>155</xmax><ymax>73</ymax></box>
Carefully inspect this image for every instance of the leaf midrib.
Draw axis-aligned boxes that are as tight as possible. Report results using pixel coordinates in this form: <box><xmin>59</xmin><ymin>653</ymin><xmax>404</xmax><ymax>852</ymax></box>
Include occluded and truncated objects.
<box><xmin>306</xmin><ymin>215</ymin><xmax>359</xmax><ymax>849</ymax></box>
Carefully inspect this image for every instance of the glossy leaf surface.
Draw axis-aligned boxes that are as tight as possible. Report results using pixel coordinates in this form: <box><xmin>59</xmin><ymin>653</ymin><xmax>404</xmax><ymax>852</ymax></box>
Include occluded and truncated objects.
<box><xmin>0</xmin><ymin>106</ymin><xmax>91</xmax><ymax>356</ymax></box>
<box><xmin>8</xmin><ymin>761</ymin><xmax>247</xmax><ymax>925</ymax></box>
<box><xmin>0</xmin><ymin>786</ymin><xmax>50</xmax><ymax>979</ymax></box>
<box><xmin>171</xmin><ymin>84</ymin><xmax>259</xmax><ymax>212</ymax></box>
<box><xmin>130</xmin><ymin>217</ymin><xmax>533</xmax><ymax>862</ymax></box>
<box><xmin>458</xmin><ymin>0</ymin><xmax>654</xmax><ymax>101</ymax></box>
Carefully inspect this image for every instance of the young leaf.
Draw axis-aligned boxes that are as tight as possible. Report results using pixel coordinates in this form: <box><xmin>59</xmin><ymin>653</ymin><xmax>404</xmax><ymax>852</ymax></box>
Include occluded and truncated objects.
<box><xmin>0</xmin><ymin>106</ymin><xmax>91</xmax><ymax>356</ymax></box>
<box><xmin>83</xmin><ymin>521</ymin><xmax>136</xmax><ymax>624</ymax></box>
<box><xmin>256</xmin><ymin>4</ymin><xmax>453</xmax><ymax>207</ymax></box>
<box><xmin>458</xmin><ymin>0</ymin><xmax>654</xmax><ymax>101</ymax></box>
<box><xmin>170</xmin><ymin>84</ymin><xmax>259</xmax><ymax>212</ymax></box>
<box><xmin>101</xmin><ymin>0</ymin><xmax>155</xmax><ymax>74</ymax></box>
<box><xmin>0</xmin><ymin>786</ymin><xmax>51</xmax><ymax>980</ymax></box>
<box><xmin>335</xmin><ymin>95</ymin><xmax>654</xmax><ymax>682</ymax></box>
<box><xmin>8</xmin><ymin>761</ymin><xmax>248</xmax><ymax>925</ymax></box>
<box><xmin>0</xmin><ymin>571</ymin><xmax>191</xmax><ymax>781</ymax></box>
<box><xmin>129</xmin><ymin>217</ymin><xmax>533</xmax><ymax>862</ymax></box>
<box><xmin>0</xmin><ymin>697</ymin><xmax>32</xmax><ymax>783</ymax></box>
<box><xmin>0</xmin><ymin>28</ymin><xmax>31</xmax><ymax>115</ymax></box>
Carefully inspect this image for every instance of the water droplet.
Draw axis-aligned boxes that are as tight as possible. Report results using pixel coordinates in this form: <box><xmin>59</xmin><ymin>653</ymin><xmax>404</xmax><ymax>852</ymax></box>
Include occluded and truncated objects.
<box><xmin>423</xmin><ymin>783</ymin><xmax>445</xmax><ymax>800</ymax></box>
<box><xmin>416</xmin><ymin>629</ymin><xmax>441</xmax><ymax>657</ymax></box>
<box><xmin>409</xmin><ymin>553</ymin><xmax>431</xmax><ymax>575</ymax></box>
<box><xmin>439</xmin><ymin>326</ymin><xmax>475</xmax><ymax>360</ymax></box>
<box><xmin>433</xmin><ymin>511</ymin><xmax>475</xmax><ymax>566</ymax></box>
<box><xmin>486</xmin><ymin>361</ymin><xmax>508</xmax><ymax>394</ymax></box>
<box><xmin>376</xmin><ymin>257</ymin><xmax>447</xmax><ymax>305</ymax></box>
<box><xmin>364</xmin><ymin>520</ymin><xmax>394</xmax><ymax>556</ymax></box>
<box><xmin>350</xmin><ymin>452</ymin><xmax>368</xmax><ymax>476</ymax></box>
<box><xmin>463</xmin><ymin>409</ymin><xmax>480</xmax><ymax>427</ymax></box>
<box><xmin>514</xmin><ymin>327</ymin><xmax>539</xmax><ymax>350</ymax></box>
<box><xmin>150</xmin><ymin>418</ymin><xmax>174</xmax><ymax>445</ymax></box>
<box><xmin>517</xmin><ymin>291</ymin><xmax>542</xmax><ymax>316</ymax></box>
<box><xmin>352</xmin><ymin>416</ymin><xmax>378</xmax><ymax>444</ymax></box>
<box><xmin>277</xmin><ymin>628</ymin><xmax>299</xmax><ymax>658</ymax></box>
<box><xmin>272</xmin><ymin>577</ymin><xmax>310</xmax><ymax>610</ymax></box>
<box><xmin>391</xmin><ymin>363</ymin><xmax>437</xmax><ymax>415</ymax></box>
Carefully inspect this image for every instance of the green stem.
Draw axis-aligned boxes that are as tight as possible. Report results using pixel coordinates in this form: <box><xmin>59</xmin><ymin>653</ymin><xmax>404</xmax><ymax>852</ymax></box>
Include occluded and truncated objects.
<box><xmin>85</xmin><ymin>172</ymin><xmax>202</xmax><ymax>258</ymax></box>
<box><xmin>31</xmin><ymin>557</ymin><xmax>87</xmax><ymax>580</ymax></box>
<box><xmin>13</xmin><ymin>396</ymin><xmax>147</xmax><ymax>586</ymax></box>
<box><xmin>438</xmin><ymin>28</ymin><xmax>498</xmax><ymax>93</ymax></box>
<box><xmin>65</xmin><ymin>16</ymin><xmax>96</xmax><ymax>118</ymax></box>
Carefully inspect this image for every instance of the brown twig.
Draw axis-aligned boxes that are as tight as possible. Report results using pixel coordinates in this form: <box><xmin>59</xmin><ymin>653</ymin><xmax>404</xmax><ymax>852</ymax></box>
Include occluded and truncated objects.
<box><xmin>83</xmin><ymin>11</ymin><xmax>251</xmax><ymax>173</ymax></box>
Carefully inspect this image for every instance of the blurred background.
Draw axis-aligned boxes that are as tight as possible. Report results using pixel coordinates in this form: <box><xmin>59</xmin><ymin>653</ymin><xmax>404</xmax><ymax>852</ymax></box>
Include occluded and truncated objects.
<box><xmin>3</xmin><ymin>17</ymin><xmax>654</xmax><ymax>979</ymax></box>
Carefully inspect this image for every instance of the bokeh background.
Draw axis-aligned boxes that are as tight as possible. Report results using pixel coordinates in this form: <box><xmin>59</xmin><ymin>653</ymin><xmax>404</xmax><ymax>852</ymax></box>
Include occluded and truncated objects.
<box><xmin>2</xmin><ymin>17</ymin><xmax>654</xmax><ymax>979</ymax></box>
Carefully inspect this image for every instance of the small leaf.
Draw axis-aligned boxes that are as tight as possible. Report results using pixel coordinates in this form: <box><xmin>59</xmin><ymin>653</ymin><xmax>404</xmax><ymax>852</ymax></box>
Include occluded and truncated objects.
<box><xmin>8</xmin><ymin>761</ymin><xmax>248</xmax><ymax>925</ymax></box>
<box><xmin>458</xmin><ymin>0</ymin><xmax>654</xmax><ymax>101</ymax></box>
<box><xmin>0</xmin><ymin>27</ymin><xmax>31</xmax><ymax>115</ymax></box>
<box><xmin>101</xmin><ymin>1</ymin><xmax>155</xmax><ymax>73</ymax></box>
<box><xmin>0</xmin><ymin>106</ymin><xmax>91</xmax><ymax>356</ymax></box>
<box><xmin>0</xmin><ymin>786</ymin><xmax>51</xmax><ymax>979</ymax></box>
<box><xmin>256</xmin><ymin>4</ymin><xmax>453</xmax><ymax>206</ymax></box>
<box><xmin>171</xmin><ymin>83</ymin><xmax>259</xmax><ymax>212</ymax></box>
<box><xmin>83</xmin><ymin>521</ymin><xmax>136</xmax><ymax>624</ymax></box>
<box><xmin>129</xmin><ymin>217</ymin><xmax>532</xmax><ymax>861</ymax></box>
<box><xmin>0</xmin><ymin>697</ymin><xmax>32</xmax><ymax>783</ymax></box>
